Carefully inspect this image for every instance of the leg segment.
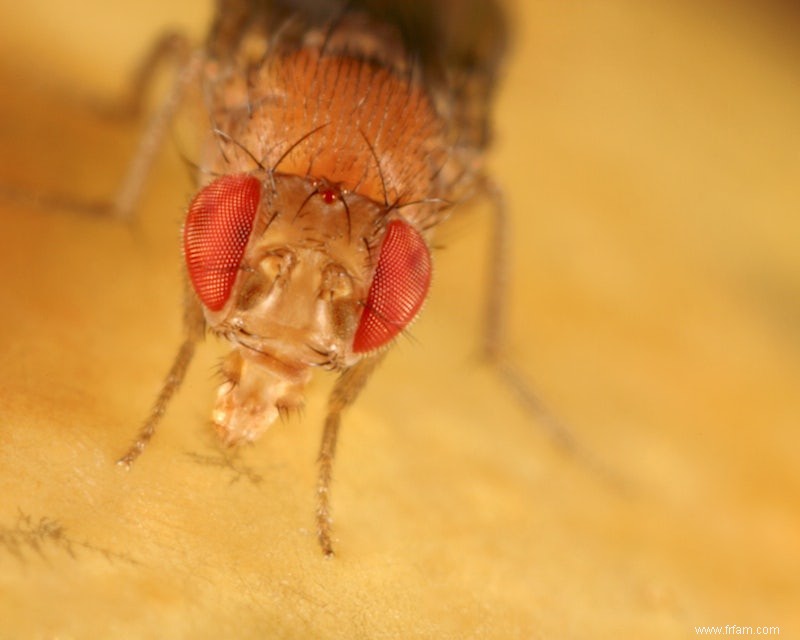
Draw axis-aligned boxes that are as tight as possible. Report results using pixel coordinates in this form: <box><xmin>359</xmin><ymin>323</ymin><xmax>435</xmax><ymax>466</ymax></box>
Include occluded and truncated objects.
<box><xmin>0</xmin><ymin>32</ymin><xmax>200</xmax><ymax>222</ymax></box>
<box><xmin>481</xmin><ymin>178</ymin><xmax>578</xmax><ymax>452</ymax></box>
<box><xmin>117</xmin><ymin>287</ymin><xmax>205</xmax><ymax>468</ymax></box>
<box><xmin>111</xmin><ymin>34</ymin><xmax>202</xmax><ymax>220</ymax></box>
<box><xmin>316</xmin><ymin>353</ymin><xmax>384</xmax><ymax>556</ymax></box>
<box><xmin>480</xmin><ymin>181</ymin><xmax>630</xmax><ymax>490</ymax></box>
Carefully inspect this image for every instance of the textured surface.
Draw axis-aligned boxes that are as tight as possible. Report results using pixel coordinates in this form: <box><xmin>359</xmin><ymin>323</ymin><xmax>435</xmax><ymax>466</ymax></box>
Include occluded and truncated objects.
<box><xmin>0</xmin><ymin>1</ymin><xmax>798</xmax><ymax>638</ymax></box>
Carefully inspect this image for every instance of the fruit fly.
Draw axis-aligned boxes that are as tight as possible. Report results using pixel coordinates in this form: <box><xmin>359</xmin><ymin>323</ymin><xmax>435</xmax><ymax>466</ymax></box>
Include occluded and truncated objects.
<box><xmin>112</xmin><ymin>0</ymin><xmax>508</xmax><ymax>555</ymax></box>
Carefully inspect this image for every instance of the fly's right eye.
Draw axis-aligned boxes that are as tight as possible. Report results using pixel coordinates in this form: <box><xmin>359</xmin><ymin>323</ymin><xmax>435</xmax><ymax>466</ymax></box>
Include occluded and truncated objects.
<box><xmin>352</xmin><ymin>220</ymin><xmax>432</xmax><ymax>353</ymax></box>
<box><xmin>183</xmin><ymin>174</ymin><xmax>262</xmax><ymax>312</ymax></box>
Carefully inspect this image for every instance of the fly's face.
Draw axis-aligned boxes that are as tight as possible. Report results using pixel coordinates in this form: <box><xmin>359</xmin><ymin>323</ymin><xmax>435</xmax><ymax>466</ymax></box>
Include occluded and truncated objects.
<box><xmin>193</xmin><ymin>173</ymin><xmax>377</xmax><ymax>371</ymax></box>
<box><xmin>183</xmin><ymin>171</ymin><xmax>432</xmax><ymax>444</ymax></box>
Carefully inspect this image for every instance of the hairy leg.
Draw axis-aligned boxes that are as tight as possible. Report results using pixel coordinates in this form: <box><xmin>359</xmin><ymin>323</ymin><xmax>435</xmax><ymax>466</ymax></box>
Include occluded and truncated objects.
<box><xmin>0</xmin><ymin>31</ymin><xmax>199</xmax><ymax>221</ymax></box>
<box><xmin>480</xmin><ymin>178</ymin><xmax>578</xmax><ymax>451</ymax></box>
<box><xmin>480</xmin><ymin>180</ymin><xmax>630</xmax><ymax>490</ymax></box>
<box><xmin>111</xmin><ymin>34</ymin><xmax>201</xmax><ymax>220</ymax></box>
<box><xmin>117</xmin><ymin>286</ymin><xmax>205</xmax><ymax>468</ymax></box>
<box><xmin>316</xmin><ymin>353</ymin><xmax>385</xmax><ymax>556</ymax></box>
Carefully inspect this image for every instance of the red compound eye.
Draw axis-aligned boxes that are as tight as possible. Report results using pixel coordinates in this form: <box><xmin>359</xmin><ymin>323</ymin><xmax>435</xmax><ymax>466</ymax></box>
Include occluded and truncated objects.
<box><xmin>183</xmin><ymin>174</ymin><xmax>261</xmax><ymax>311</ymax></box>
<box><xmin>353</xmin><ymin>220</ymin><xmax>432</xmax><ymax>353</ymax></box>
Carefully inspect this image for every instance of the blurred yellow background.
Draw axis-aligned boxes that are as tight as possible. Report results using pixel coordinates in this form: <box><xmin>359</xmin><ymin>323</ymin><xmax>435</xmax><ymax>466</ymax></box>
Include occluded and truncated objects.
<box><xmin>0</xmin><ymin>1</ymin><xmax>798</xmax><ymax>638</ymax></box>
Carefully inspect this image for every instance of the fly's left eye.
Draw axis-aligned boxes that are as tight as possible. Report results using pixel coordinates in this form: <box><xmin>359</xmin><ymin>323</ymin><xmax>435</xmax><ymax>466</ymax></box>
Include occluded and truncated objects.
<box><xmin>183</xmin><ymin>174</ymin><xmax>262</xmax><ymax>311</ymax></box>
<box><xmin>352</xmin><ymin>220</ymin><xmax>432</xmax><ymax>353</ymax></box>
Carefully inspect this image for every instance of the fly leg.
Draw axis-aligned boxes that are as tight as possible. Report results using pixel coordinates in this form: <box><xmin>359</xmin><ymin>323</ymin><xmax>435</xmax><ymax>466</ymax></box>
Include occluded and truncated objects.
<box><xmin>481</xmin><ymin>178</ymin><xmax>578</xmax><ymax>453</ymax></box>
<box><xmin>316</xmin><ymin>354</ymin><xmax>385</xmax><ymax>557</ymax></box>
<box><xmin>481</xmin><ymin>181</ymin><xmax>630</xmax><ymax>489</ymax></box>
<box><xmin>117</xmin><ymin>285</ymin><xmax>205</xmax><ymax>468</ymax></box>
<box><xmin>110</xmin><ymin>32</ymin><xmax>201</xmax><ymax>221</ymax></box>
<box><xmin>0</xmin><ymin>32</ymin><xmax>200</xmax><ymax>221</ymax></box>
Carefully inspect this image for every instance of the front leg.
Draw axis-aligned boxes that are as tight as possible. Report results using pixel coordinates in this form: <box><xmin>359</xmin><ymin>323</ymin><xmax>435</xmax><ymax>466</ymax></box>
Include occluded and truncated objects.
<box><xmin>117</xmin><ymin>284</ymin><xmax>205</xmax><ymax>468</ymax></box>
<box><xmin>316</xmin><ymin>353</ymin><xmax>385</xmax><ymax>557</ymax></box>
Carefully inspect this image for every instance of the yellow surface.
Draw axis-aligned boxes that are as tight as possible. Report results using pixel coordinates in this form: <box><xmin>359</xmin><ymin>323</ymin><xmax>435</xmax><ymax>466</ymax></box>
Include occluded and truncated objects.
<box><xmin>1</xmin><ymin>1</ymin><xmax>798</xmax><ymax>638</ymax></box>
